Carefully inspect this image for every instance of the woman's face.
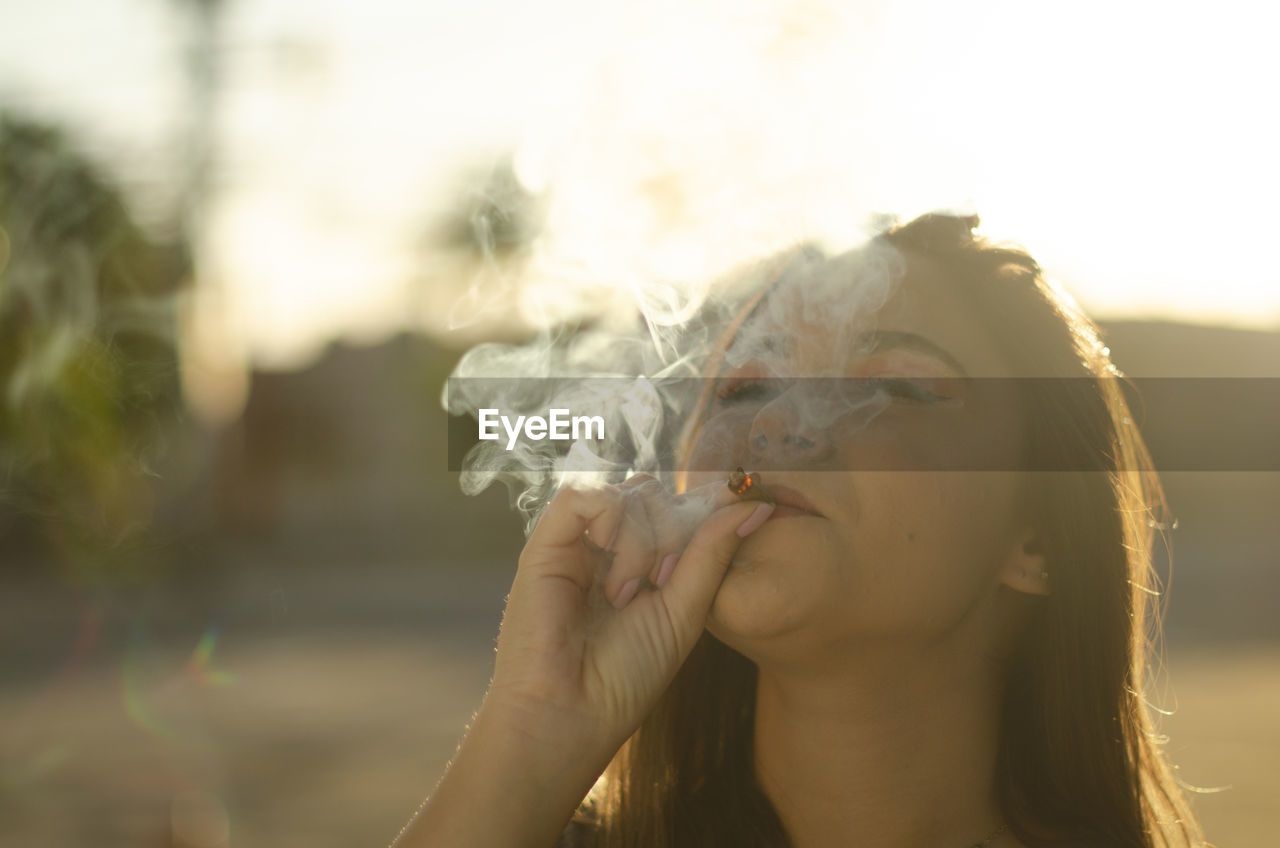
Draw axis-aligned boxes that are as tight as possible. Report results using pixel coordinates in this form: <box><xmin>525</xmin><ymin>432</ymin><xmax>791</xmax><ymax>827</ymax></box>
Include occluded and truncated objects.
<box><xmin>684</xmin><ymin>248</ymin><xmax>1047</xmax><ymax>666</ymax></box>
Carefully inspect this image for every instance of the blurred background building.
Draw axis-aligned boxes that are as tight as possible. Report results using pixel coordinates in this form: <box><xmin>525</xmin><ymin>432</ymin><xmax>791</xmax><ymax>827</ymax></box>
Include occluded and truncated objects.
<box><xmin>1</xmin><ymin>1</ymin><xmax>1277</xmax><ymax>846</ymax></box>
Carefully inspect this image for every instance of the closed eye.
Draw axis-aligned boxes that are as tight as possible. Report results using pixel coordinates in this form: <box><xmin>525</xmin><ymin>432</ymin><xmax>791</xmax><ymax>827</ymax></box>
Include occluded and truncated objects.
<box><xmin>714</xmin><ymin>377</ymin><xmax>777</xmax><ymax>405</ymax></box>
<box><xmin>712</xmin><ymin>376</ymin><xmax>953</xmax><ymax>407</ymax></box>
<box><xmin>865</xmin><ymin>377</ymin><xmax>951</xmax><ymax>403</ymax></box>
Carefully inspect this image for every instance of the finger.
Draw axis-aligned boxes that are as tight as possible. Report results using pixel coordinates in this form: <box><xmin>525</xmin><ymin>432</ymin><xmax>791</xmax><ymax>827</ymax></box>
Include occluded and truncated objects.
<box><xmin>612</xmin><ymin>475</ymin><xmax>685</xmax><ymax>589</ymax></box>
<box><xmin>617</xmin><ymin>475</ymin><xmax>669</xmax><ymax>561</ymax></box>
<box><xmin>519</xmin><ymin>484</ymin><xmax>626</xmax><ymax>591</ymax></box>
<box><xmin>604</xmin><ymin>479</ymin><xmax>696</xmax><ymax>591</ymax></box>
<box><xmin>639</xmin><ymin>477</ymin><xmax>747</xmax><ymax>581</ymax></box>
<box><xmin>686</xmin><ymin>475</ymin><xmax>752</xmax><ymax>510</ymax></box>
<box><xmin>622</xmin><ymin>472</ymin><xmax>740</xmax><ymax>510</ymax></box>
<box><xmin>602</xmin><ymin>489</ymin><xmax>658</xmax><ymax>607</ymax></box>
<box><xmin>616</xmin><ymin>472</ymin><xmax>662</xmax><ymax>492</ymax></box>
<box><xmin>619</xmin><ymin>477</ymin><xmax>680</xmax><ymax>584</ymax></box>
<box><xmin>672</xmin><ymin>476</ymin><xmax>754</xmax><ymax>529</ymax></box>
<box><xmin>660</xmin><ymin>500</ymin><xmax>775</xmax><ymax>645</ymax></box>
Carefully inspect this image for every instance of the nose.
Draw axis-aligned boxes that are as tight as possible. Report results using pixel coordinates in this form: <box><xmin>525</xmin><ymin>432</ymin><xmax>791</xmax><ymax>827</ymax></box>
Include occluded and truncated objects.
<box><xmin>746</xmin><ymin>394</ymin><xmax>831</xmax><ymax>466</ymax></box>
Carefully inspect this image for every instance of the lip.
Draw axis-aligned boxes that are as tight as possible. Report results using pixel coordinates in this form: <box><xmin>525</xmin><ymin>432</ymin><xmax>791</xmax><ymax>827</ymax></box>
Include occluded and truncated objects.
<box><xmin>761</xmin><ymin>484</ymin><xmax>823</xmax><ymax>518</ymax></box>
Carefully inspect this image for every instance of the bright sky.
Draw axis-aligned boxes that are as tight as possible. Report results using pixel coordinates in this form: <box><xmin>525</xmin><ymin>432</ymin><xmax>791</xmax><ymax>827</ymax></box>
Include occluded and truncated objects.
<box><xmin>4</xmin><ymin>0</ymin><xmax>1279</xmax><ymax>381</ymax></box>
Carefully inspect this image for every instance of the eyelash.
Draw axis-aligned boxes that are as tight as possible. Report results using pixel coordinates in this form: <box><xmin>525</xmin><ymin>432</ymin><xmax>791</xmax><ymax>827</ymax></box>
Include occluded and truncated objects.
<box><xmin>714</xmin><ymin>378</ymin><xmax>774</xmax><ymax>404</ymax></box>
<box><xmin>714</xmin><ymin>378</ymin><xmax>950</xmax><ymax>405</ymax></box>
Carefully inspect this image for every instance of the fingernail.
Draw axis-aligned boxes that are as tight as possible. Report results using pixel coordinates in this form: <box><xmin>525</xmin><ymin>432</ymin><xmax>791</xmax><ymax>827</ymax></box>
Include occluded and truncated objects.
<box><xmin>613</xmin><ymin>577</ymin><xmax>642</xmax><ymax>609</ymax></box>
<box><xmin>736</xmin><ymin>503</ymin><xmax>775</xmax><ymax>537</ymax></box>
<box><xmin>656</xmin><ymin>554</ymin><xmax>678</xmax><ymax>588</ymax></box>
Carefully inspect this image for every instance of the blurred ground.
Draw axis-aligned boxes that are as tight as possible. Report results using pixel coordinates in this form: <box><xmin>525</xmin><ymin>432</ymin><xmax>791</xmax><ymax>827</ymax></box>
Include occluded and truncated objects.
<box><xmin>0</xmin><ymin>560</ymin><xmax>509</xmax><ymax>848</ymax></box>
<box><xmin>0</xmin><ymin>555</ymin><xmax>1274</xmax><ymax>848</ymax></box>
<box><xmin>1156</xmin><ymin>645</ymin><xmax>1280</xmax><ymax>845</ymax></box>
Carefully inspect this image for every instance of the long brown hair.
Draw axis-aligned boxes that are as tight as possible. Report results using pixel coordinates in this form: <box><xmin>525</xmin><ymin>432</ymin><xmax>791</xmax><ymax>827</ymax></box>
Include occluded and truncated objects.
<box><xmin>577</xmin><ymin>213</ymin><xmax>1205</xmax><ymax>847</ymax></box>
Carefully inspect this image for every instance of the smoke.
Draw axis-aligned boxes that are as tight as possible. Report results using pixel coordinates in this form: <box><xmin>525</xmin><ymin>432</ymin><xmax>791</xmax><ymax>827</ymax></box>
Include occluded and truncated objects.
<box><xmin>444</xmin><ymin>222</ymin><xmax>913</xmax><ymax>533</ymax></box>
<box><xmin>427</xmin><ymin>0</ymin><xmax>968</xmax><ymax>530</ymax></box>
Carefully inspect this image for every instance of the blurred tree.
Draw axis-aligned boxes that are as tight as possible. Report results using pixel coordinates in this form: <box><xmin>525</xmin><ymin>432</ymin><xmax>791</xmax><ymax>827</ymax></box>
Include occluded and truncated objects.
<box><xmin>0</xmin><ymin>113</ymin><xmax>190</xmax><ymax>580</ymax></box>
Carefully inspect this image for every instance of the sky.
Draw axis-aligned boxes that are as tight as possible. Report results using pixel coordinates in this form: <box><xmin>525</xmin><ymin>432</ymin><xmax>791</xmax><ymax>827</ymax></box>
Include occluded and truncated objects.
<box><xmin>3</xmin><ymin>0</ymin><xmax>1279</xmax><ymax>383</ymax></box>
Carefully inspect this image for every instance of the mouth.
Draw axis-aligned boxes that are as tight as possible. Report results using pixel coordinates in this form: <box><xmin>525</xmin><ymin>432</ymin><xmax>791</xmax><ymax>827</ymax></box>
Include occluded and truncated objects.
<box><xmin>724</xmin><ymin>468</ymin><xmax>824</xmax><ymax>521</ymax></box>
<box><xmin>760</xmin><ymin>483</ymin><xmax>823</xmax><ymax>519</ymax></box>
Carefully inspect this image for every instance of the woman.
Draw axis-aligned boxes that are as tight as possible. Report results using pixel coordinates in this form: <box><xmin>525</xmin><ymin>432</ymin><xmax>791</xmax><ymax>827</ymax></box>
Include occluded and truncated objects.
<box><xmin>394</xmin><ymin>213</ymin><xmax>1206</xmax><ymax>847</ymax></box>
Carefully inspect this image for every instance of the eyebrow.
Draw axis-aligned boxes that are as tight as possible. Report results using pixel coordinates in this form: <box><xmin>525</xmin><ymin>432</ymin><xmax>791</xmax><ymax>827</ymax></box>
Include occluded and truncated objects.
<box><xmin>748</xmin><ymin>329</ymin><xmax>970</xmax><ymax>377</ymax></box>
<box><xmin>856</xmin><ymin>330</ymin><xmax>970</xmax><ymax>377</ymax></box>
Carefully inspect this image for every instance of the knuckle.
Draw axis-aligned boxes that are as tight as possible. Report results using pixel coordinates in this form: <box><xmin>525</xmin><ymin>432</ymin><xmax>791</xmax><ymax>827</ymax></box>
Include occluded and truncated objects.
<box><xmin>551</xmin><ymin>481</ymin><xmax>582</xmax><ymax>499</ymax></box>
<box><xmin>636</xmin><ymin>487</ymin><xmax>672</xmax><ymax>514</ymax></box>
<box><xmin>553</xmin><ymin>481</ymin><xmax>623</xmax><ymax>518</ymax></box>
<box><xmin>634</xmin><ymin>478</ymin><xmax>666</xmax><ymax>497</ymax></box>
<box><xmin>622</xmin><ymin>472</ymin><xmax>659</xmax><ymax>487</ymax></box>
<box><xmin>620</xmin><ymin>496</ymin><xmax>650</xmax><ymax>529</ymax></box>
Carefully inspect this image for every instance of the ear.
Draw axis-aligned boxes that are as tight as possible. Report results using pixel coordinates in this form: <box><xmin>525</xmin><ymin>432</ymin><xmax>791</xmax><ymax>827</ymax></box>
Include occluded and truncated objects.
<box><xmin>998</xmin><ymin>527</ymin><xmax>1050</xmax><ymax>596</ymax></box>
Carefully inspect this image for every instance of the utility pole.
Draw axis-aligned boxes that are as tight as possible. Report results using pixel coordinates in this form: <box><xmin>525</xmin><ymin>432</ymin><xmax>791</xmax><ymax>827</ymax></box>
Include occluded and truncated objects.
<box><xmin>170</xmin><ymin>0</ymin><xmax>248</xmax><ymax>424</ymax></box>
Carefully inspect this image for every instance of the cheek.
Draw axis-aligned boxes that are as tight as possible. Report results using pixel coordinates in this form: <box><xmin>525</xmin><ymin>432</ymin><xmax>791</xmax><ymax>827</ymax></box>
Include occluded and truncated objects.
<box><xmin>684</xmin><ymin>409</ymin><xmax>752</xmax><ymax>472</ymax></box>
<box><xmin>706</xmin><ymin>473</ymin><xmax>1022</xmax><ymax>651</ymax></box>
<box><xmin>834</xmin><ymin>473</ymin><xmax>1016</xmax><ymax>625</ymax></box>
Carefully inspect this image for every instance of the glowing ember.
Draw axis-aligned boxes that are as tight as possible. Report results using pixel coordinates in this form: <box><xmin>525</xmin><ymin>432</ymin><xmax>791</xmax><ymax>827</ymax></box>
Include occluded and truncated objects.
<box><xmin>727</xmin><ymin>466</ymin><xmax>775</xmax><ymax>504</ymax></box>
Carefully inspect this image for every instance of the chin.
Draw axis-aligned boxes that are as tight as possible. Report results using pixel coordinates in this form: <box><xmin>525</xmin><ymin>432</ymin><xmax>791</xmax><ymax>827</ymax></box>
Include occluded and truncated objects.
<box><xmin>709</xmin><ymin>527</ymin><xmax>838</xmax><ymax>648</ymax></box>
<box><xmin>705</xmin><ymin>589</ymin><xmax>799</xmax><ymax>669</ymax></box>
<box><xmin>709</xmin><ymin>547</ymin><xmax>794</xmax><ymax>643</ymax></box>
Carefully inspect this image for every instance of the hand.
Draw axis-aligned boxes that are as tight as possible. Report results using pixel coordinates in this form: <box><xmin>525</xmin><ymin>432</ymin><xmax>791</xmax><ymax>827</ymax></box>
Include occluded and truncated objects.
<box><xmin>483</xmin><ymin>475</ymin><xmax>776</xmax><ymax>760</ymax></box>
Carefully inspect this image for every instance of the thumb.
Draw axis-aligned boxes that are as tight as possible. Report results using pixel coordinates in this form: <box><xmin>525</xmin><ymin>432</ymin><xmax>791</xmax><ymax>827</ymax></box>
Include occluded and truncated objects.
<box><xmin>660</xmin><ymin>500</ymin><xmax>775</xmax><ymax>645</ymax></box>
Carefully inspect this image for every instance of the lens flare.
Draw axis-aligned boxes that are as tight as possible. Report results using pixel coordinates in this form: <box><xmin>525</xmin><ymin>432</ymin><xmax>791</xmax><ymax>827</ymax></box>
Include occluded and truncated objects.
<box><xmin>121</xmin><ymin>624</ymin><xmax>235</xmax><ymax>745</ymax></box>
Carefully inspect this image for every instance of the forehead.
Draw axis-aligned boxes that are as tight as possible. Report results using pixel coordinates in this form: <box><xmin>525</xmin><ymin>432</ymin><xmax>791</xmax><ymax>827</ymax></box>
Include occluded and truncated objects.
<box><xmin>874</xmin><ymin>252</ymin><xmax>1014</xmax><ymax>379</ymax></box>
<box><xmin>748</xmin><ymin>249</ymin><xmax>1015</xmax><ymax>380</ymax></box>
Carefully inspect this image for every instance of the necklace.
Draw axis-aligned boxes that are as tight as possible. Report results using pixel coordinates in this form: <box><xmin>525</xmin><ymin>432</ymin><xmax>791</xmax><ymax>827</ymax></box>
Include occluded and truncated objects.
<box><xmin>969</xmin><ymin>823</ymin><xmax>1008</xmax><ymax>848</ymax></box>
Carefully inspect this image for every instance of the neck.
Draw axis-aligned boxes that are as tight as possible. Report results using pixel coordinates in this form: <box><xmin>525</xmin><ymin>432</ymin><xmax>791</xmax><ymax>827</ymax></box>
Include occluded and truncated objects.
<box><xmin>752</xmin><ymin>642</ymin><xmax>1013</xmax><ymax>848</ymax></box>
